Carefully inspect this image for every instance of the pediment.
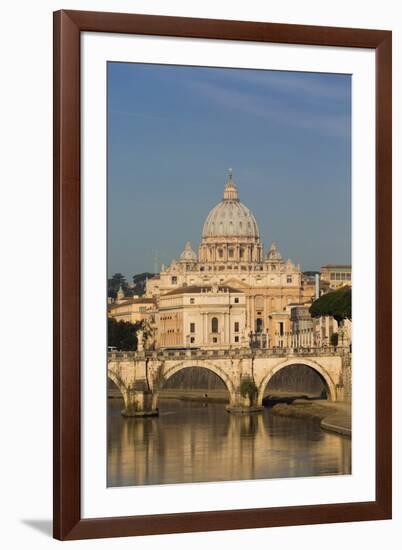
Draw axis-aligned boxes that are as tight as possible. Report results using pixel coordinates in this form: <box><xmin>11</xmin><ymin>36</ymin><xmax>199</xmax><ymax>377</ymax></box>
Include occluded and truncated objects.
<box><xmin>222</xmin><ymin>277</ymin><xmax>251</xmax><ymax>289</ymax></box>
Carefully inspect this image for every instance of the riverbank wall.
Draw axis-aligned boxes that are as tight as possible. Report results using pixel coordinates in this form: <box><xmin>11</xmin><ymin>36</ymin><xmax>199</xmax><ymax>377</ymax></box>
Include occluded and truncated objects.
<box><xmin>270</xmin><ymin>399</ymin><xmax>351</xmax><ymax>437</ymax></box>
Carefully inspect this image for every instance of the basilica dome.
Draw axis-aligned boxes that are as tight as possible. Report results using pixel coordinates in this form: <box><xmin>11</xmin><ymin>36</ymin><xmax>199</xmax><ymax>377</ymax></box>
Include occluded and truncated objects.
<box><xmin>202</xmin><ymin>173</ymin><xmax>260</xmax><ymax>239</ymax></box>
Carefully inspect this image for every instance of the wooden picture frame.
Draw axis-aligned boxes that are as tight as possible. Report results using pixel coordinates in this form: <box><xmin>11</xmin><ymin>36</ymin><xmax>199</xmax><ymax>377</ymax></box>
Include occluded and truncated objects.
<box><xmin>53</xmin><ymin>10</ymin><xmax>392</xmax><ymax>540</ymax></box>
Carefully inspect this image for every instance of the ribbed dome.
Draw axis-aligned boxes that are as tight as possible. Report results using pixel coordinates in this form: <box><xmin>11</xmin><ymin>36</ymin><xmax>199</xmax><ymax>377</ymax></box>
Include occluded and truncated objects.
<box><xmin>179</xmin><ymin>241</ymin><xmax>198</xmax><ymax>262</ymax></box>
<box><xmin>202</xmin><ymin>173</ymin><xmax>259</xmax><ymax>239</ymax></box>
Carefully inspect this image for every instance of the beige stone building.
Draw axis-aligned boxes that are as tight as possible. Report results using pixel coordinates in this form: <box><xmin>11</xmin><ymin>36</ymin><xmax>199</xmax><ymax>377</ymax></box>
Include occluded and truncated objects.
<box><xmin>157</xmin><ymin>283</ymin><xmax>246</xmax><ymax>348</ymax></box>
<box><xmin>145</xmin><ymin>172</ymin><xmax>319</xmax><ymax>349</ymax></box>
<box><xmin>320</xmin><ymin>264</ymin><xmax>352</xmax><ymax>289</ymax></box>
<box><xmin>108</xmin><ymin>288</ymin><xmax>156</xmax><ymax>325</ymax></box>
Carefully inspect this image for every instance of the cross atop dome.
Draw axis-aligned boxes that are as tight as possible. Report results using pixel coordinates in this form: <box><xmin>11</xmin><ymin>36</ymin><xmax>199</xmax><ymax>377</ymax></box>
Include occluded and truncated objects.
<box><xmin>223</xmin><ymin>169</ymin><xmax>238</xmax><ymax>201</ymax></box>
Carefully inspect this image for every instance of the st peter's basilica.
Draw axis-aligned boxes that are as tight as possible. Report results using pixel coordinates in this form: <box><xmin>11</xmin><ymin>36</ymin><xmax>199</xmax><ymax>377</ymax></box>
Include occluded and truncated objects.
<box><xmin>143</xmin><ymin>171</ymin><xmax>318</xmax><ymax>349</ymax></box>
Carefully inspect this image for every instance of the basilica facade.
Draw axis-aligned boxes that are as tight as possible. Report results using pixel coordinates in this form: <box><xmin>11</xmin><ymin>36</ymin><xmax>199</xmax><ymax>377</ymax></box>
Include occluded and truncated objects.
<box><xmin>145</xmin><ymin>172</ymin><xmax>316</xmax><ymax>349</ymax></box>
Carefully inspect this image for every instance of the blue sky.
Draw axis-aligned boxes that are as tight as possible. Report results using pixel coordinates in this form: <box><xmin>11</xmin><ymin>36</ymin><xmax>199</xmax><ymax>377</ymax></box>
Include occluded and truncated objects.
<box><xmin>108</xmin><ymin>62</ymin><xmax>351</xmax><ymax>278</ymax></box>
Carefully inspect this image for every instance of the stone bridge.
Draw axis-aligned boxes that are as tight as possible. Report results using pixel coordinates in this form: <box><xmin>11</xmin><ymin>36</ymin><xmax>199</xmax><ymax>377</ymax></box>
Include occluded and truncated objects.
<box><xmin>108</xmin><ymin>347</ymin><xmax>351</xmax><ymax>416</ymax></box>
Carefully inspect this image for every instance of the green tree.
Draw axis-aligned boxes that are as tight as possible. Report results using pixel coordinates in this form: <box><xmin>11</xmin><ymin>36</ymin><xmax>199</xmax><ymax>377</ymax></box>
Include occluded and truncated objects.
<box><xmin>132</xmin><ymin>272</ymin><xmax>155</xmax><ymax>296</ymax></box>
<box><xmin>240</xmin><ymin>376</ymin><xmax>258</xmax><ymax>403</ymax></box>
<box><xmin>309</xmin><ymin>286</ymin><xmax>352</xmax><ymax>325</ymax></box>
<box><xmin>108</xmin><ymin>272</ymin><xmax>135</xmax><ymax>299</ymax></box>
<box><xmin>108</xmin><ymin>318</ymin><xmax>141</xmax><ymax>351</ymax></box>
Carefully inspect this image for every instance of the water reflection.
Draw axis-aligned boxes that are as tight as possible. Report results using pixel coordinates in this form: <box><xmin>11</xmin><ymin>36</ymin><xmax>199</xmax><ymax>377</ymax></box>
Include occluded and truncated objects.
<box><xmin>108</xmin><ymin>398</ymin><xmax>351</xmax><ymax>487</ymax></box>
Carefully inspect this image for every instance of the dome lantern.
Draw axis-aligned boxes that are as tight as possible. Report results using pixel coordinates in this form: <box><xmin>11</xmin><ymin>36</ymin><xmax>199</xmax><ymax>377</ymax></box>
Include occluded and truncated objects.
<box><xmin>223</xmin><ymin>169</ymin><xmax>239</xmax><ymax>201</ymax></box>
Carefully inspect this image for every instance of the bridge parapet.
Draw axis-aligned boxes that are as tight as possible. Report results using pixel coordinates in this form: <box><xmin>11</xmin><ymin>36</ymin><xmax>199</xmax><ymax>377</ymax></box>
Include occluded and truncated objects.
<box><xmin>108</xmin><ymin>346</ymin><xmax>345</xmax><ymax>363</ymax></box>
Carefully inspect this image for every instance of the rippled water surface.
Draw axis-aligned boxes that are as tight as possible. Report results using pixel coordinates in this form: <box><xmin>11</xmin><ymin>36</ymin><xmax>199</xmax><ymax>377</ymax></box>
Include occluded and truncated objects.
<box><xmin>108</xmin><ymin>398</ymin><xmax>351</xmax><ymax>487</ymax></box>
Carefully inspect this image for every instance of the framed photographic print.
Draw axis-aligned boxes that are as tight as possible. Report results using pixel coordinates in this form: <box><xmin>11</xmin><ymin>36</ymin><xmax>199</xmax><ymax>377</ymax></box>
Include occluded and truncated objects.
<box><xmin>53</xmin><ymin>10</ymin><xmax>392</xmax><ymax>540</ymax></box>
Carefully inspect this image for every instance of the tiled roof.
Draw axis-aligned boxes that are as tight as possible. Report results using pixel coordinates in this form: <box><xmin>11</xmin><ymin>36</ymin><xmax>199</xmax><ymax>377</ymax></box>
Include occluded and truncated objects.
<box><xmin>109</xmin><ymin>297</ymin><xmax>156</xmax><ymax>309</ymax></box>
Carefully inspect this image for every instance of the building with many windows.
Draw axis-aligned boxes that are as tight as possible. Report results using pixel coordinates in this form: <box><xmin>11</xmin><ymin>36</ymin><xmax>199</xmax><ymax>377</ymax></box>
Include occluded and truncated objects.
<box><xmin>157</xmin><ymin>284</ymin><xmax>246</xmax><ymax>348</ymax></box>
<box><xmin>108</xmin><ymin>289</ymin><xmax>156</xmax><ymax>325</ymax></box>
<box><xmin>320</xmin><ymin>264</ymin><xmax>352</xmax><ymax>289</ymax></box>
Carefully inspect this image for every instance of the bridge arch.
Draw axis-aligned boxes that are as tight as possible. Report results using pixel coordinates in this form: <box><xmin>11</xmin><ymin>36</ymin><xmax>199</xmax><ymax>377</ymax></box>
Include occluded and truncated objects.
<box><xmin>257</xmin><ymin>358</ymin><xmax>337</xmax><ymax>404</ymax></box>
<box><xmin>157</xmin><ymin>361</ymin><xmax>237</xmax><ymax>406</ymax></box>
<box><xmin>107</xmin><ymin>369</ymin><xmax>126</xmax><ymax>400</ymax></box>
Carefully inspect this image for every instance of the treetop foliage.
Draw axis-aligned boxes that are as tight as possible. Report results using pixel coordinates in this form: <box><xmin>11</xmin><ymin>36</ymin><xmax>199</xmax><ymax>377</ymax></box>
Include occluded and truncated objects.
<box><xmin>108</xmin><ymin>317</ymin><xmax>142</xmax><ymax>351</ymax></box>
<box><xmin>309</xmin><ymin>286</ymin><xmax>351</xmax><ymax>324</ymax></box>
<box><xmin>107</xmin><ymin>272</ymin><xmax>155</xmax><ymax>299</ymax></box>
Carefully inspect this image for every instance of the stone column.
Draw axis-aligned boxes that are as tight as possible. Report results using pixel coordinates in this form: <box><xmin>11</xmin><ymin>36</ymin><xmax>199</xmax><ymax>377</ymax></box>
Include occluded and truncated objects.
<box><xmin>224</xmin><ymin>312</ymin><xmax>229</xmax><ymax>345</ymax></box>
<box><xmin>250</xmin><ymin>297</ymin><xmax>255</xmax><ymax>333</ymax></box>
<box><xmin>200</xmin><ymin>312</ymin><xmax>205</xmax><ymax>345</ymax></box>
<box><xmin>204</xmin><ymin>313</ymin><xmax>208</xmax><ymax>344</ymax></box>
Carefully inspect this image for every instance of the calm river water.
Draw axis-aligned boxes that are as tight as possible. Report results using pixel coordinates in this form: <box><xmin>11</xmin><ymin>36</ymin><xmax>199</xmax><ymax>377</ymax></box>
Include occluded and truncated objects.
<box><xmin>108</xmin><ymin>398</ymin><xmax>351</xmax><ymax>487</ymax></box>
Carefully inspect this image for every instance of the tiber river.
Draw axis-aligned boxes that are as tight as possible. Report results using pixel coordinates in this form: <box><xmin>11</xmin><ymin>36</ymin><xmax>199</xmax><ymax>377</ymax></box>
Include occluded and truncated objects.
<box><xmin>107</xmin><ymin>393</ymin><xmax>351</xmax><ymax>487</ymax></box>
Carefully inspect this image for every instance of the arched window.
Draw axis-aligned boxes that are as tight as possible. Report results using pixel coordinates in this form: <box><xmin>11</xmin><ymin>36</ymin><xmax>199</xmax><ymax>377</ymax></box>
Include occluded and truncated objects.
<box><xmin>211</xmin><ymin>317</ymin><xmax>219</xmax><ymax>333</ymax></box>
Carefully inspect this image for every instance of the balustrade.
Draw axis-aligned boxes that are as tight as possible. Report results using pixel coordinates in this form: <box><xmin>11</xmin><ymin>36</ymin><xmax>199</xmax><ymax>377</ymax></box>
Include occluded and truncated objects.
<box><xmin>108</xmin><ymin>345</ymin><xmax>343</xmax><ymax>362</ymax></box>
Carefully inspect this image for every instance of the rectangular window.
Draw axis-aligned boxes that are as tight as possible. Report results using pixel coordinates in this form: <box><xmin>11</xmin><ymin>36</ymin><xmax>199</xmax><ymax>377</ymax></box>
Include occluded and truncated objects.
<box><xmin>234</xmin><ymin>322</ymin><xmax>239</xmax><ymax>333</ymax></box>
<box><xmin>190</xmin><ymin>298</ymin><xmax>195</xmax><ymax>304</ymax></box>
<box><xmin>279</xmin><ymin>322</ymin><xmax>284</xmax><ymax>336</ymax></box>
<box><xmin>190</xmin><ymin>337</ymin><xmax>195</xmax><ymax>343</ymax></box>
<box><xmin>171</xmin><ymin>276</ymin><xmax>177</xmax><ymax>284</ymax></box>
<box><xmin>287</xmin><ymin>275</ymin><xmax>292</xmax><ymax>283</ymax></box>
<box><xmin>212</xmin><ymin>337</ymin><xmax>217</xmax><ymax>343</ymax></box>
<box><xmin>228</xmin><ymin>248</ymin><xmax>234</xmax><ymax>258</ymax></box>
<box><xmin>190</xmin><ymin>323</ymin><xmax>195</xmax><ymax>333</ymax></box>
<box><xmin>330</xmin><ymin>273</ymin><xmax>336</xmax><ymax>280</ymax></box>
<box><xmin>234</xmin><ymin>336</ymin><xmax>239</xmax><ymax>343</ymax></box>
<box><xmin>234</xmin><ymin>297</ymin><xmax>239</xmax><ymax>303</ymax></box>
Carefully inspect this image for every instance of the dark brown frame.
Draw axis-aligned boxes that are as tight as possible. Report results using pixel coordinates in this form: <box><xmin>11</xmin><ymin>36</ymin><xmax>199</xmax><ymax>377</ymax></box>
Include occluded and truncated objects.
<box><xmin>53</xmin><ymin>10</ymin><xmax>392</xmax><ymax>541</ymax></box>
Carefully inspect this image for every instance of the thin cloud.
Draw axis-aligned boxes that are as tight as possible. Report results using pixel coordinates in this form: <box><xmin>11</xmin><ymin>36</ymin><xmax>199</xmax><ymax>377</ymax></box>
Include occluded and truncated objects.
<box><xmin>188</xmin><ymin>80</ymin><xmax>350</xmax><ymax>139</ymax></box>
<box><xmin>207</xmin><ymin>69</ymin><xmax>350</xmax><ymax>101</ymax></box>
